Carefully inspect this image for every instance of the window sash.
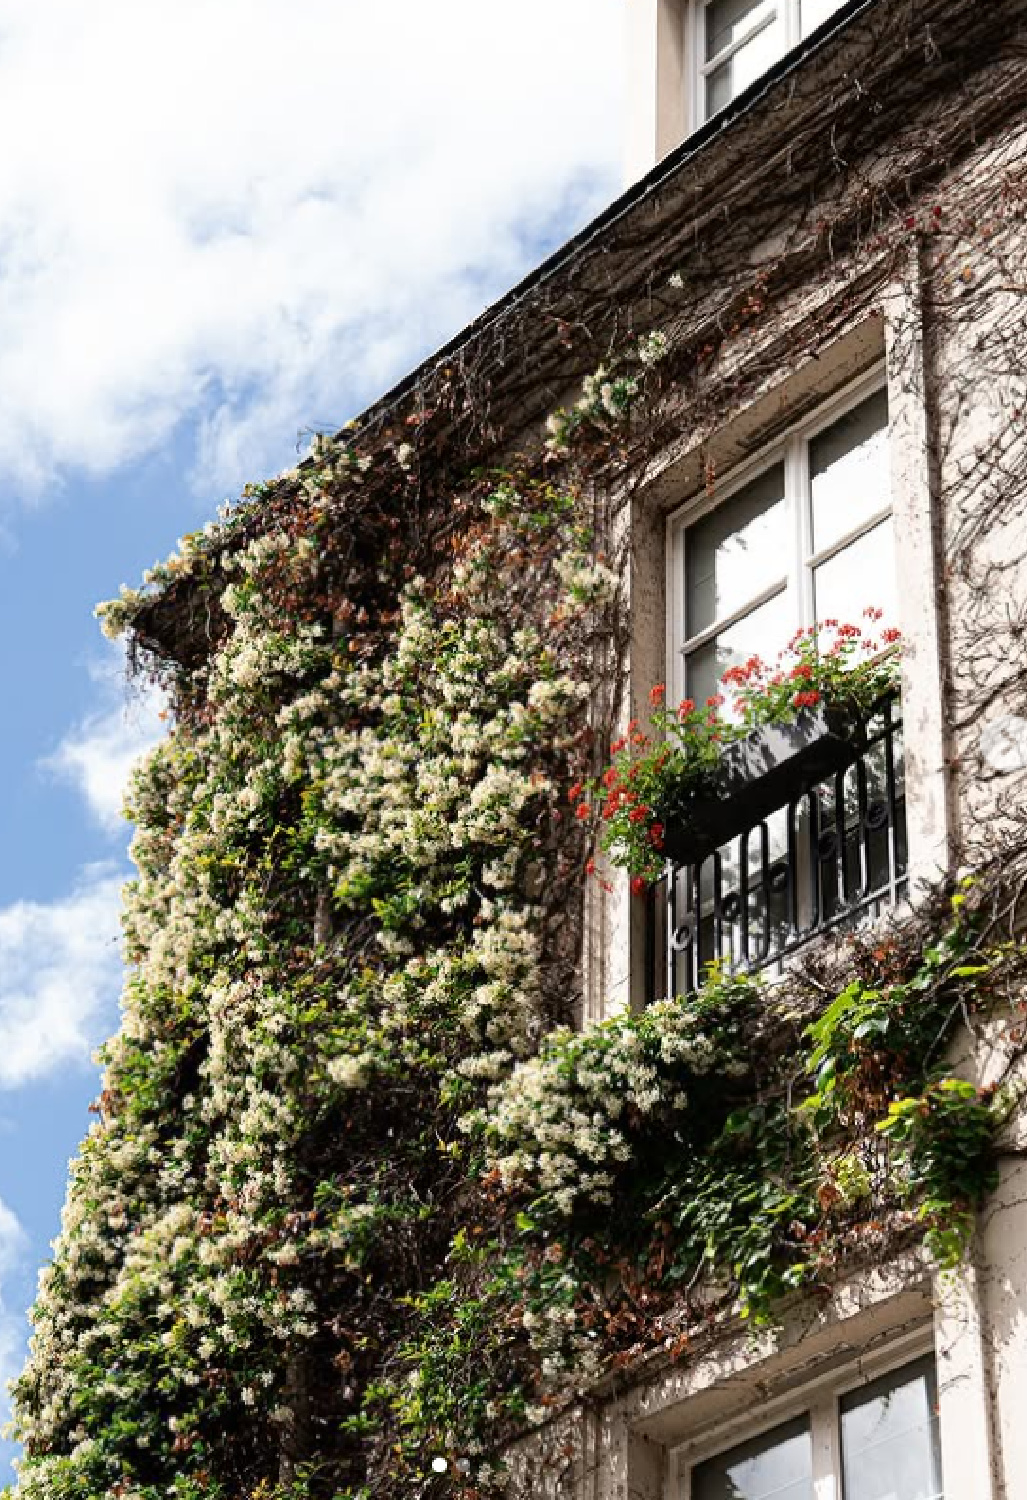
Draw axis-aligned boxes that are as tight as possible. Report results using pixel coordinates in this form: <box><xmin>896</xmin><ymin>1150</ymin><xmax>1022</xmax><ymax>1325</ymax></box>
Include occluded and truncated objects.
<box><xmin>696</xmin><ymin>0</ymin><xmax>849</xmax><ymax>121</ymax></box>
<box><xmin>673</xmin><ymin>1341</ymin><xmax>942</xmax><ymax>1500</ymax></box>
<box><xmin>669</xmin><ymin>367</ymin><xmax>891</xmax><ymax>706</ymax></box>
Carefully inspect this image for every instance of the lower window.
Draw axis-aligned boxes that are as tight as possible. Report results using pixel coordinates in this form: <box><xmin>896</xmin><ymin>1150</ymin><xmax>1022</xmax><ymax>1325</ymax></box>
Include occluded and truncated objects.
<box><xmin>688</xmin><ymin>1355</ymin><xmax>942</xmax><ymax>1500</ymax></box>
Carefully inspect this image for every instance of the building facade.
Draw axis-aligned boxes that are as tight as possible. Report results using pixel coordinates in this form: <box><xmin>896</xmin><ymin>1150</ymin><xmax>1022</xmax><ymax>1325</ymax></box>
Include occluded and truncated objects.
<box><xmin>512</xmin><ymin>1</ymin><xmax>1027</xmax><ymax>1496</ymax></box>
<box><xmin>14</xmin><ymin>3</ymin><xmax>1027</xmax><ymax>1499</ymax></box>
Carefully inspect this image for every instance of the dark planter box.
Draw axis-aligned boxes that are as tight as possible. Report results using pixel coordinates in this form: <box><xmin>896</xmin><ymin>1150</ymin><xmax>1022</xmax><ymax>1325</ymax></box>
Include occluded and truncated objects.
<box><xmin>657</xmin><ymin>705</ymin><xmax>862</xmax><ymax>866</ymax></box>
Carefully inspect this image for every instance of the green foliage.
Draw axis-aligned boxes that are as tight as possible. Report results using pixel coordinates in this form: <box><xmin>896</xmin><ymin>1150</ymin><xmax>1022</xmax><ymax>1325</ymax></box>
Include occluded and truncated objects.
<box><xmin>878</xmin><ymin>1079</ymin><xmax>999</xmax><ymax>1265</ymax></box>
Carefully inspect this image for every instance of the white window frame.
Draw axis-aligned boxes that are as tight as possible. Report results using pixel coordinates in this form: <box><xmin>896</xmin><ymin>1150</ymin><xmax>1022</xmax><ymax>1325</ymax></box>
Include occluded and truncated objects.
<box><xmin>688</xmin><ymin>0</ymin><xmax>846</xmax><ymax>129</ymax></box>
<box><xmin>671</xmin><ymin>1326</ymin><xmax>940</xmax><ymax>1500</ymax></box>
<box><xmin>665</xmin><ymin>361</ymin><xmax>891</xmax><ymax>714</ymax></box>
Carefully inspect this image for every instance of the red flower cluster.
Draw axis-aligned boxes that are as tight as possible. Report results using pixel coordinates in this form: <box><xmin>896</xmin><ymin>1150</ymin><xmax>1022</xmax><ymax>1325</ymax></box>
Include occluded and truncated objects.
<box><xmin>720</xmin><ymin>654</ymin><xmax>766</xmax><ymax>688</ymax></box>
<box><xmin>588</xmin><ymin>613</ymin><xmax>903</xmax><ymax>891</ymax></box>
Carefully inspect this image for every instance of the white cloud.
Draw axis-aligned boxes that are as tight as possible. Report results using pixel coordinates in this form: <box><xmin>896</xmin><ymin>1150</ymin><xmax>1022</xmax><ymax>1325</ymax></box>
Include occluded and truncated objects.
<box><xmin>43</xmin><ymin>653</ymin><xmax>165</xmax><ymax>834</ymax></box>
<box><xmin>0</xmin><ymin>867</ymin><xmax>124</xmax><ymax>1090</ymax></box>
<box><xmin>0</xmin><ymin>0</ymin><xmax>623</xmax><ymax>500</ymax></box>
<box><xmin>0</xmin><ymin>1199</ymin><xmax>28</xmax><ymax>1395</ymax></box>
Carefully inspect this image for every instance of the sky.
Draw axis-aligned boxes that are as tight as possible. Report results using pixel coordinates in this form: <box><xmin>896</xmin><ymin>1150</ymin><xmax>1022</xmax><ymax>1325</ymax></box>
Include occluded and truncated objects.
<box><xmin>0</xmin><ymin>0</ymin><xmax>623</xmax><ymax>1482</ymax></box>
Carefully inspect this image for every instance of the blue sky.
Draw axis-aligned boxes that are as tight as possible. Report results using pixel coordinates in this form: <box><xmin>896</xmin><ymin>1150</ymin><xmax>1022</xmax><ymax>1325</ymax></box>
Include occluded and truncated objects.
<box><xmin>0</xmin><ymin>0</ymin><xmax>622</xmax><ymax>1481</ymax></box>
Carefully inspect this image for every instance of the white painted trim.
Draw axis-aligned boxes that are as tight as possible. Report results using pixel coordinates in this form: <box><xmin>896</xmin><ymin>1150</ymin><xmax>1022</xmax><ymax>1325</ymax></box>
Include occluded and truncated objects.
<box><xmin>884</xmin><ymin>253</ymin><xmax>953</xmax><ymax>887</ymax></box>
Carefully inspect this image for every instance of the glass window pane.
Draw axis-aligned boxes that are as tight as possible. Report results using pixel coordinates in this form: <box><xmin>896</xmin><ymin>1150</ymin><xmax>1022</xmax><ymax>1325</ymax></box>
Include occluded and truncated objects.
<box><xmin>800</xmin><ymin>0</ymin><xmax>846</xmax><ymax>36</ymax></box>
<box><xmin>706</xmin><ymin>0</ymin><xmax>777</xmax><ymax>61</ymax></box>
<box><xmin>685</xmin><ymin>464</ymin><xmax>787</xmax><ymax>638</ymax></box>
<box><xmin>685</xmin><ymin>587</ymin><xmax>792</xmax><ymax>706</ymax></box>
<box><xmin>813</xmin><ymin>520</ymin><xmax>896</xmax><ymax>632</ymax></box>
<box><xmin>705</xmin><ymin>12</ymin><xmax>784</xmax><ymax>114</ymax></box>
<box><xmin>810</xmin><ymin>388</ymin><xmax>890</xmax><ymax>555</ymax></box>
<box><xmin>693</xmin><ymin>1415</ymin><xmax>813</xmax><ymax>1500</ymax></box>
<box><xmin>840</xmin><ymin>1356</ymin><xmax>943</xmax><ymax>1500</ymax></box>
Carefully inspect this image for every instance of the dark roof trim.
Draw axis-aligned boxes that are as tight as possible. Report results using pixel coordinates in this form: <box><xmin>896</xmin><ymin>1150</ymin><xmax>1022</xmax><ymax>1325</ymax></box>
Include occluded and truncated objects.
<box><xmin>343</xmin><ymin>0</ymin><xmax>879</xmax><ymax>442</ymax></box>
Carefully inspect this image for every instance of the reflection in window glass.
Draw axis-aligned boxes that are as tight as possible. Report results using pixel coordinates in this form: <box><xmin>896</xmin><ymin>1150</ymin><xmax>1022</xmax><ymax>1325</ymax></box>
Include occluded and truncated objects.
<box><xmin>799</xmin><ymin>0</ymin><xmax>846</xmax><ymax>36</ymax></box>
<box><xmin>706</xmin><ymin>14</ymin><xmax>784</xmax><ymax>113</ymax></box>
<box><xmin>706</xmin><ymin>0</ymin><xmax>777</xmax><ymax>60</ymax></box>
<box><xmin>810</xmin><ymin>388</ymin><xmax>890</xmax><ymax>554</ymax></box>
<box><xmin>840</xmin><ymin>1357</ymin><xmax>943</xmax><ymax>1500</ymax></box>
<box><xmin>685</xmin><ymin>464</ymin><xmax>787</xmax><ymax>638</ymax></box>
<box><xmin>693</xmin><ymin>1415</ymin><xmax>813</xmax><ymax>1500</ymax></box>
<box><xmin>813</xmin><ymin>520</ymin><xmax>895</xmax><ymax>631</ymax></box>
<box><xmin>686</xmin><ymin>586</ymin><xmax>792</xmax><ymax>706</ymax></box>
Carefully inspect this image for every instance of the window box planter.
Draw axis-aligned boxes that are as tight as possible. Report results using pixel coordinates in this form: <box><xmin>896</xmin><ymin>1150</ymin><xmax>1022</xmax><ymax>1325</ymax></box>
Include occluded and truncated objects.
<box><xmin>657</xmin><ymin>704</ymin><xmax>863</xmax><ymax>866</ymax></box>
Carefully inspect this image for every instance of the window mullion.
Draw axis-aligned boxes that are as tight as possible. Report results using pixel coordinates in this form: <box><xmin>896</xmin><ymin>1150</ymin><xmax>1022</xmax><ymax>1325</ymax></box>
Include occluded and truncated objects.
<box><xmin>785</xmin><ymin>438</ymin><xmax>809</xmax><ymax>639</ymax></box>
<box><xmin>789</xmin><ymin>434</ymin><xmax>812</xmax><ymax>631</ymax></box>
<box><xmin>810</xmin><ymin>1397</ymin><xmax>841</xmax><ymax>1500</ymax></box>
<box><xmin>786</xmin><ymin>0</ymin><xmax>801</xmax><ymax>49</ymax></box>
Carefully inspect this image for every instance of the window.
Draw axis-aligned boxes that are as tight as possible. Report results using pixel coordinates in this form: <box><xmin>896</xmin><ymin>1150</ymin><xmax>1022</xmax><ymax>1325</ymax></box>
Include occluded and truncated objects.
<box><xmin>684</xmin><ymin>1354</ymin><xmax>943</xmax><ymax>1500</ymax></box>
<box><xmin>672</xmin><ymin>375</ymin><xmax>894</xmax><ymax>708</ymax></box>
<box><xmin>654</xmin><ymin>373</ymin><xmax>904</xmax><ymax>998</ymax></box>
<box><xmin>697</xmin><ymin>0</ymin><xmax>849</xmax><ymax>121</ymax></box>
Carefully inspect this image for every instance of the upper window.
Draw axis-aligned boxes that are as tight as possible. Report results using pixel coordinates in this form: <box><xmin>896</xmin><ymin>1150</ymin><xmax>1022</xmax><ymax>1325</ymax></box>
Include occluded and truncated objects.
<box><xmin>655</xmin><ymin>373</ymin><xmax>902</xmax><ymax>998</ymax></box>
<box><xmin>671</xmin><ymin>373</ymin><xmax>895</xmax><ymax>708</ymax></box>
<box><xmin>698</xmin><ymin>0</ymin><xmax>848</xmax><ymax>120</ymax></box>
<box><xmin>687</xmin><ymin>1354</ymin><xmax>943</xmax><ymax>1500</ymax></box>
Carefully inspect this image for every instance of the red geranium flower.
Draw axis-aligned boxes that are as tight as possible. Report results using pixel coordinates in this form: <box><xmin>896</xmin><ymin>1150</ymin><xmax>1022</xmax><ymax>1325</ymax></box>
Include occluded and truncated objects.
<box><xmin>649</xmin><ymin>683</ymin><xmax>666</xmax><ymax>707</ymax></box>
<box><xmin>631</xmin><ymin>876</ymin><xmax>649</xmax><ymax>897</ymax></box>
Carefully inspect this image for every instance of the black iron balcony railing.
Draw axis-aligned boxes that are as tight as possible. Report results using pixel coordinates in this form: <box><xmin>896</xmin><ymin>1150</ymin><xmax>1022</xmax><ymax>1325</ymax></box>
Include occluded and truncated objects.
<box><xmin>646</xmin><ymin>697</ymin><xmax>907</xmax><ymax>1001</ymax></box>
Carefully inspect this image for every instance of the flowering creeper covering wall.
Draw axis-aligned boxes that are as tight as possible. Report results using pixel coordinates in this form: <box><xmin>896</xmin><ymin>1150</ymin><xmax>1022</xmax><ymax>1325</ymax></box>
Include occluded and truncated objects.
<box><xmin>10</xmin><ymin>452</ymin><xmax>616</xmax><ymax>1500</ymax></box>
<box><xmin>8</xmin><ymin>354</ymin><xmax>1017</xmax><ymax>1500</ymax></box>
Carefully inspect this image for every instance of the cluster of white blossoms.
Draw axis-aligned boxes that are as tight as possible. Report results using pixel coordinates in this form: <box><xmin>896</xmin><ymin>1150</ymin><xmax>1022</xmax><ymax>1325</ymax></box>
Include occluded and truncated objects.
<box><xmin>542</xmin><ymin>328</ymin><xmax>669</xmax><ymax>456</ymax></box>
<box><xmin>474</xmin><ymin>996</ymin><xmax>736</xmax><ymax>1217</ymax></box>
